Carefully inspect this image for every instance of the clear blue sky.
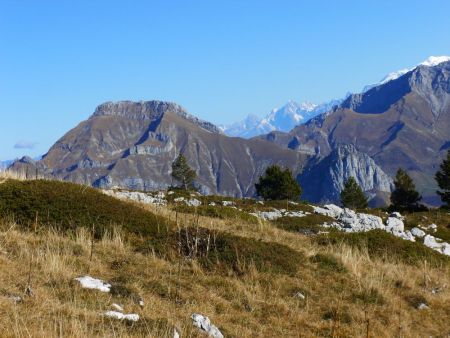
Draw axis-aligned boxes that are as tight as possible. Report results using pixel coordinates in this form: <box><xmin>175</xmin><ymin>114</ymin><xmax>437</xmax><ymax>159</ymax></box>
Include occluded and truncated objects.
<box><xmin>1</xmin><ymin>0</ymin><xmax>450</xmax><ymax>160</ymax></box>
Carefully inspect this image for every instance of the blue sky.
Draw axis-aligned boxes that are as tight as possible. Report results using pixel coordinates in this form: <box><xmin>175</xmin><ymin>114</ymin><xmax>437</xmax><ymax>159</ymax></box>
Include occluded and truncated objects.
<box><xmin>1</xmin><ymin>0</ymin><xmax>450</xmax><ymax>160</ymax></box>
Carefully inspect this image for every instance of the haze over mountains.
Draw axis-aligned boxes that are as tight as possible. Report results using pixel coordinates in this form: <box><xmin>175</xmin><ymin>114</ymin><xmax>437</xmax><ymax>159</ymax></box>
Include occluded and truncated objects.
<box><xmin>8</xmin><ymin>56</ymin><xmax>450</xmax><ymax>206</ymax></box>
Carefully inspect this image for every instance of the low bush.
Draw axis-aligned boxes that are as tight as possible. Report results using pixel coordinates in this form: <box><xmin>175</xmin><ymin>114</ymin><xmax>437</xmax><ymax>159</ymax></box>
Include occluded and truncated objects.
<box><xmin>274</xmin><ymin>214</ymin><xmax>334</xmax><ymax>235</ymax></box>
<box><xmin>310</xmin><ymin>253</ymin><xmax>347</xmax><ymax>273</ymax></box>
<box><xmin>0</xmin><ymin>179</ymin><xmax>173</xmax><ymax>250</ymax></box>
<box><xmin>177</xmin><ymin>227</ymin><xmax>303</xmax><ymax>275</ymax></box>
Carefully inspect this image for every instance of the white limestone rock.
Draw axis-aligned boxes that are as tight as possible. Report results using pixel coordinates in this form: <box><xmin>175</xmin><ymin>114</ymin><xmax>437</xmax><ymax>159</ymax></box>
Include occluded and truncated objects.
<box><xmin>74</xmin><ymin>276</ymin><xmax>111</xmax><ymax>292</ymax></box>
<box><xmin>191</xmin><ymin>313</ymin><xmax>223</xmax><ymax>338</ymax></box>
<box><xmin>186</xmin><ymin>198</ymin><xmax>201</xmax><ymax>207</ymax></box>
<box><xmin>385</xmin><ymin>217</ymin><xmax>404</xmax><ymax>233</ymax></box>
<box><xmin>389</xmin><ymin>212</ymin><xmax>404</xmax><ymax>220</ymax></box>
<box><xmin>103</xmin><ymin>311</ymin><xmax>139</xmax><ymax>322</ymax></box>
<box><xmin>312</xmin><ymin>204</ymin><xmax>344</xmax><ymax>218</ymax></box>
<box><xmin>410</xmin><ymin>227</ymin><xmax>426</xmax><ymax>238</ymax></box>
<box><xmin>423</xmin><ymin>235</ymin><xmax>450</xmax><ymax>256</ymax></box>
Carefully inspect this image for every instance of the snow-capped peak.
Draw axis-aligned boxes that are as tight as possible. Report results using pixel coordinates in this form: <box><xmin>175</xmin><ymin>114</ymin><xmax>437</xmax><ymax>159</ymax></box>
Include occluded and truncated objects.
<box><xmin>379</xmin><ymin>69</ymin><xmax>410</xmax><ymax>85</ymax></box>
<box><xmin>363</xmin><ymin>56</ymin><xmax>450</xmax><ymax>92</ymax></box>
<box><xmin>419</xmin><ymin>56</ymin><xmax>450</xmax><ymax>67</ymax></box>
<box><xmin>221</xmin><ymin>98</ymin><xmax>342</xmax><ymax>138</ymax></box>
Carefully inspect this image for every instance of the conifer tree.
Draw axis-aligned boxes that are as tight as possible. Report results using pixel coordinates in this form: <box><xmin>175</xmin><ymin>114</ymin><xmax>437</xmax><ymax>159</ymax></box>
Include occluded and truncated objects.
<box><xmin>390</xmin><ymin>168</ymin><xmax>422</xmax><ymax>211</ymax></box>
<box><xmin>255</xmin><ymin>165</ymin><xmax>301</xmax><ymax>200</ymax></box>
<box><xmin>340</xmin><ymin>177</ymin><xmax>368</xmax><ymax>209</ymax></box>
<box><xmin>171</xmin><ymin>153</ymin><xmax>196</xmax><ymax>190</ymax></box>
<box><xmin>435</xmin><ymin>150</ymin><xmax>450</xmax><ymax>208</ymax></box>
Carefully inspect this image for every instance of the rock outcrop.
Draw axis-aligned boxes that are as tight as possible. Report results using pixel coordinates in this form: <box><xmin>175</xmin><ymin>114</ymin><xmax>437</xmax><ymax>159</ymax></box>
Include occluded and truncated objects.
<box><xmin>300</xmin><ymin>145</ymin><xmax>393</xmax><ymax>206</ymax></box>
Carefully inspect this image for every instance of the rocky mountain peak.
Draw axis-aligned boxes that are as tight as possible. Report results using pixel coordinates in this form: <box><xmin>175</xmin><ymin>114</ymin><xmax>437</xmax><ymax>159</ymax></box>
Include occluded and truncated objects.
<box><xmin>92</xmin><ymin>100</ymin><xmax>222</xmax><ymax>134</ymax></box>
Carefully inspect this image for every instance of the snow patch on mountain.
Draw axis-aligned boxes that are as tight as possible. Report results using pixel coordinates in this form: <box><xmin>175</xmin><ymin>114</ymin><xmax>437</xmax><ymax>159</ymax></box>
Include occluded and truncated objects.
<box><xmin>363</xmin><ymin>56</ymin><xmax>450</xmax><ymax>92</ymax></box>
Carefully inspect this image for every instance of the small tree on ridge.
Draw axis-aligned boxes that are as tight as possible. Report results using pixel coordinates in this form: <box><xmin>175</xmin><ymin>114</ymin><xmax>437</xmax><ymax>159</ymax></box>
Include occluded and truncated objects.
<box><xmin>255</xmin><ymin>165</ymin><xmax>301</xmax><ymax>201</ymax></box>
<box><xmin>171</xmin><ymin>153</ymin><xmax>196</xmax><ymax>190</ymax></box>
<box><xmin>390</xmin><ymin>168</ymin><xmax>422</xmax><ymax>211</ymax></box>
<box><xmin>340</xmin><ymin>177</ymin><xmax>368</xmax><ymax>209</ymax></box>
<box><xmin>435</xmin><ymin>150</ymin><xmax>450</xmax><ymax>208</ymax></box>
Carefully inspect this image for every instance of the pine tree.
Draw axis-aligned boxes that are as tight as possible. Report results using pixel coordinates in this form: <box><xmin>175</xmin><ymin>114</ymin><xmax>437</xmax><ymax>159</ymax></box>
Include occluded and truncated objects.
<box><xmin>340</xmin><ymin>177</ymin><xmax>368</xmax><ymax>209</ymax></box>
<box><xmin>171</xmin><ymin>153</ymin><xmax>196</xmax><ymax>190</ymax></box>
<box><xmin>390</xmin><ymin>168</ymin><xmax>422</xmax><ymax>211</ymax></box>
<box><xmin>435</xmin><ymin>150</ymin><xmax>450</xmax><ymax>208</ymax></box>
<box><xmin>255</xmin><ymin>165</ymin><xmax>301</xmax><ymax>201</ymax></box>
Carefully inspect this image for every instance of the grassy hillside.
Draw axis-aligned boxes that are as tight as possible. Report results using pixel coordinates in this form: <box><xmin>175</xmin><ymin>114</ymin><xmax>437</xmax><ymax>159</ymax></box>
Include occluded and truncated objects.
<box><xmin>0</xmin><ymin>178</ymin><xmax>449</xmax><ymax>337</ymax></box>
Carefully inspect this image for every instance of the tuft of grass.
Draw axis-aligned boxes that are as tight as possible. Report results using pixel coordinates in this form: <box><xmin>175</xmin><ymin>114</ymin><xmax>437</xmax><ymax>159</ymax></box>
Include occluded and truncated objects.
<box><xmin>310</xmin><ymin>253</ymin><xmax>347</xmax><ymax>273</ymax></box>
<box><xmin>314</xmin><ymin>230</ymin><xmax>449</xmax><ymax>267</ymax></box>
<box><xmin>351</xmin><ymin>287</ymin><xmax>385</xmax><ymax>305</ymax></box>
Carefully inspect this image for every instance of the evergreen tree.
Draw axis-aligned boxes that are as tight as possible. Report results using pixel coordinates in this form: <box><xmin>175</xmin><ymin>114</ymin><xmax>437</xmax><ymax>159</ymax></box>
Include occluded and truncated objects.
<box><xmin>340</xmin><ymin>177</ymin><xmax>368</xmax><ymax>209</ymax></box>
<box><xmin>171</xmin><ymin>153</ymin><xmax>196</xmax><ymax>190</ymax></box>
<box><xmin>435</xmin><ymin>150</ymin><xmax>450</xmax><ymax>208</ymax></box>
<box><xmin>255</xmin><ymin>165</ymin><xmax>301</xmax><ymax>201</ymax></box>
<box><xmin>390</xmin><ymin>168</ymin><xmax>422</xmax><ymax>211</ymax></box>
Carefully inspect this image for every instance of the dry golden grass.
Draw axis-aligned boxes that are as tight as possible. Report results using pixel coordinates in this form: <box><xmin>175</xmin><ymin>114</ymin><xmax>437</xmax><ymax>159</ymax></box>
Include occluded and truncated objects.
<box><xmin>0</xmin><ymin>186</ymin><xmax>449</xmax><ymax>337</ymax></box>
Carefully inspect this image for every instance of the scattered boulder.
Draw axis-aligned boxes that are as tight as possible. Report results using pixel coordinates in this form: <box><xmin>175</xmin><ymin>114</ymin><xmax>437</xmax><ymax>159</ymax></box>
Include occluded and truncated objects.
<box><xmin>389</xmin><ymin>212</ymin><xmax>404</xmax><ymax>220</ymax></box>
<box><xmin>103</xmin><ymin>310</ymin><xmax>139</xmax><ymax>322</ymax></box>
<box><xmin>423</xmin><ymin>235</ymin><xmax>450</xmax><ymax>256</ymax></box>
<box><xmin>191</xmin><ymin>313</ymin><xmax>223</xmax><ymax>338</ymax></box>
<box><xmin>103</xmin><ymin>190</ymin><xmax>167</xmax><ymax>206</ymax></box>
<box><xmin>293</xmin><ymin>292</ymin><xmax>306</xmax><ymax>300</ymax></box>
<box><xmin>385</xmin><ymin>217</ymin><xmax>405</xmax><ymax>233</ymax></box>
<box><xmin>74</xmin><ymin>276</ymin><xmax>111</xmax><ymax>292</ymax></box>
<box><xmin>417</xmin><ymin>303</ymin><xmax>429</xmax><ymax>310</ymax></box>
<box><xmin>410</xmin><ymin>227</ymin><xmax>426</xmax><ymax>238</ymax></box>
<box><xmin>427</xmin><ymin>224</ymin><xmax>438</xmax><ymax>232</ymax></box>
<box><xmin>338</xmin><ymin>209</ymin><xmax>384</xmax><ymax>233</ymax></box>
<box><xmin>111</xmin><ymin>303</ymin><xmax>124</xmax><ymax>312</ymax></box>
<box><xmin>186</xmin><ymin>198</ymin><xmax>201</xmax><ymax>207</ymax></box>
<box><xmin>222</xmin><ymin>201</ymin><xmax>234</xmax><ymax>206</ymax></box>
<box><xmin>312</xmin><ymin>204</ymin><xmax>343</xmax><ymax>218</ymax></box>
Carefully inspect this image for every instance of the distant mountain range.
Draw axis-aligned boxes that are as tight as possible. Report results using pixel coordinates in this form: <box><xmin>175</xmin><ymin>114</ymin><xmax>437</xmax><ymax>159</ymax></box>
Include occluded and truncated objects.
<box><xmin>222</xmin><ymin>56</ymin><xmax>450</xmax><ymax>139</ymax></box>
<box><xmin>220</xmin><ymin>99</ymin><xmax>343</xmax><ymax>138</ymax></box>
<box><xmin>9</xmin><ymin>56</ymin><xmax>450</xmax><ymax>206</ymax></box>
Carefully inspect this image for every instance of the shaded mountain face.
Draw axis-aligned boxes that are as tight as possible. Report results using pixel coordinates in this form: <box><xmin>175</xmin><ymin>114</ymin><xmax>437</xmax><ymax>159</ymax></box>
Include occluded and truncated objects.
<box><xmin>264</xmin><ymin>61</ymin><xmax>450</xmax><ymax>205</ymax></box>
<box><xmin>12</xmin><ymin>101</ymin><xmax>306</xmax><ymax>197</ymax></box>
<box><xmin>299</xmin><ymin>145</ymin><xmax>393</xmax><ymax>207</ymax></box>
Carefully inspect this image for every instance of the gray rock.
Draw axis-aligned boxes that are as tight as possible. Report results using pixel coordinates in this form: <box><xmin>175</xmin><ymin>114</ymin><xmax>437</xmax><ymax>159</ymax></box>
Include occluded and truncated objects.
<box><xmin>191</xmin><ymin>313</ymin><xmax>223</xmax><ymax>338</ymax></box>
<box><xmin>410</xmin><ymin>227</ymin><xmax>426</xmax><ymax>238</ymax></box>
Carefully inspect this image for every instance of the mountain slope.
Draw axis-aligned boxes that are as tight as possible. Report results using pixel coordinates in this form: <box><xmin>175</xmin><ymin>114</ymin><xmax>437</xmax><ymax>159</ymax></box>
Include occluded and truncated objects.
<box><xmin>11</xmin><ymin>101</ymin><xmax>306</xmax><ymax>197</ymax></box>
<box><xmin>263</xmin><ymin>60</ymin><xmax>450</xmax><ymax>204</ymax></box>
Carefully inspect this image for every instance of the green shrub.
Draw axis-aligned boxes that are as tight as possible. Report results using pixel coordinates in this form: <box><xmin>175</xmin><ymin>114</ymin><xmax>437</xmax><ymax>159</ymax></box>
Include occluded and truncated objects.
<box><xmin>178</xmin><ymin>227</ymin><xmax>303</xmax><ymax>275</ymax></box>
<box><xmin>0</xmin><ymin>179</ymin><xmax>173</xmax><ymax>249</ymax></box>
<box><xmin>310</xmin><ymin>253</ymin><xmax>347</xmax><ymax>273</ymax></box>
